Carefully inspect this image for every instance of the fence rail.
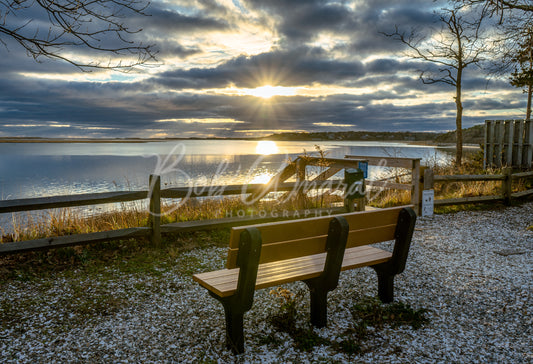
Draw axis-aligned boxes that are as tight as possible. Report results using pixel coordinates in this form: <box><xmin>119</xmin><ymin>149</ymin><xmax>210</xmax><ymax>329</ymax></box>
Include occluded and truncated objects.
<box><xmin>0</xmin><ymin>191</ymin><xmax>148</xmax><ymax>214</ymax></box>
<box><xmin>345</xmin><ymin>155</ymin><xmax>422</xmax><ymax>212</ymax></box>
<box><xmin>0</xmin><ymin>227</ymin><xmax>150</xmax><ymax>255</ymax></box>
<box><xmin>0</xmin><ymin>176</ymin><xmax>348</xmax><ymax>254</ymax></box>
<box><xmin>424</xmin><ymin>168</ymin><xmax>533</xmax><ymax>207</ymax></box>
<box><xmin>0</xmin><ymin>182</ymin><xmax>311</xmax><ymax>215</ymax></box>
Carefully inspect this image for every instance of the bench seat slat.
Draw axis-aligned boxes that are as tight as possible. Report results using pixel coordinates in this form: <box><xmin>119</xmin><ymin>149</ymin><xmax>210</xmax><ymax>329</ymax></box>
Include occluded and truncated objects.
<box><xmin>196</xmin><ymin>246</ymin><xmax>383</xmax><ymax>289</ymax></box>
<box><xmin>193</xmin><ymin>245</ymin><xmax>392</xmax><ymax>297</ymax></box>
<box><xmin>195</xmin><ymin>254</ymin><xmax>325</xmax><ymax>286</ymax></box>
<box><xmin>341</xmin><ymin>246</ymin><xmax>391</xmax><ymax>270</ymax></box>
<box><xmin>214</xmin><ymin>261</ymin><xmax>325</xmax><ymax>295</ymax></box>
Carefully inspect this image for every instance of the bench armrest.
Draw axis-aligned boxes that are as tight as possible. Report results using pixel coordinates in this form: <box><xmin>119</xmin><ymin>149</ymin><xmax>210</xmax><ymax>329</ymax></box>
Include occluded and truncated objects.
<box><xmin>374</xmin><ymin>207</ymin><xmax>417</xmax><ymax>275</ymax></box>
<box><xmin>234</xmin><ymin>227</ymin><xmax>262</xmax><ymax>311</ymax></box>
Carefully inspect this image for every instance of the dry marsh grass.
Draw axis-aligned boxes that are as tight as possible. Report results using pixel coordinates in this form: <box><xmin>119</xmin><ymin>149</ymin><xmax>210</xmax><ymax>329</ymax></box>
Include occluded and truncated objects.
<box><xmin>1</xmin><ymin>192</ymin><xmax>344</xmax><ymax>243</ymax></box>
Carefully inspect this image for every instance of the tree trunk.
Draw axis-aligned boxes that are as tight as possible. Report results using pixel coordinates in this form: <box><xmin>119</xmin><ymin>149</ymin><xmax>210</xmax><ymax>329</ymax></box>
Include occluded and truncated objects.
<box><xmin>455</xmin><ymin>70</ymin><xmax>463</xmax><ymax>167</ymax></box>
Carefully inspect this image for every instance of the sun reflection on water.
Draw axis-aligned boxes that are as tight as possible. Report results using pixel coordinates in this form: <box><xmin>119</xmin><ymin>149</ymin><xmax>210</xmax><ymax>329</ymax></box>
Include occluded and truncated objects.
<box><xmin>250</xmin><ymin>172</ymin><xmax>274</xmax><ymax>184</ymax></box>
<box><xmin>255</xmin><ymin>140</ymin><xmax>279</xmax><ymax>155</ymax></box>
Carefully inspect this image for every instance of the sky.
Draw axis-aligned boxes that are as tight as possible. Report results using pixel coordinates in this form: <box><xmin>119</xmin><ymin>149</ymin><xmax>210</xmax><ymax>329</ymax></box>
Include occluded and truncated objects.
<box><xmin>0</xmin><ymin>0</ymin><xmax>528</xmax><ymax>139</ymax></box>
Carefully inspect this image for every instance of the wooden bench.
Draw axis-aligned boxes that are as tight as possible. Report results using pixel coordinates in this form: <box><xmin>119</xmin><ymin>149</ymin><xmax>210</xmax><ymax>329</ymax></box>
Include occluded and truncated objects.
<box><xmin>192</xmin><ymin>206</ymin><xmax>417</xmax><ymax>354</ymax></box>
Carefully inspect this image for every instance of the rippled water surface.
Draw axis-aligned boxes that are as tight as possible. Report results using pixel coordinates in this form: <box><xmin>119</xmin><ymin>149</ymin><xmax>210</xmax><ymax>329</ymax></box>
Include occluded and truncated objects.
<box><xmin>0</xmin><ymin>139</ymin><xmax>461</xmax><ymax>200</ymax></box>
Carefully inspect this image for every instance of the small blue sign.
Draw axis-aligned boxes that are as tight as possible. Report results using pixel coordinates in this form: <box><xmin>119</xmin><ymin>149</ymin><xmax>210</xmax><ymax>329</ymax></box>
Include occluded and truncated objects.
<box><xmin>358</xmin><ymin>161</ymin><xmax>368</xmax><ymax>178</ymax></box>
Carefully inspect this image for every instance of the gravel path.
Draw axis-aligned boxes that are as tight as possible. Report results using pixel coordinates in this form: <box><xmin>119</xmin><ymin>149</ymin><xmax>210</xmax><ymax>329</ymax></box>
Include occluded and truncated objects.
<box><xmin>1</xmin><ymin>202</ymin><xmax>532</xmax><ymax>363</ymax></box>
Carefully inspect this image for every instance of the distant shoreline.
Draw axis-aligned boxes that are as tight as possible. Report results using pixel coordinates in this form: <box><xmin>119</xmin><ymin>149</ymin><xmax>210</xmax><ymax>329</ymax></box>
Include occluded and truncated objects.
<box><xmin>0</xmin><ymin>137</ymin><xmax>445</xmax><ymax>145</ymax></box>
<box><xmin>0</xmin><ymin>137</ymin><xmax>479</xmax><ymax>148</ymax></box>
<box><xmin>0</xmin><ymin>125</ymin><xmax>485</xmax><ymax>145</ymax></box>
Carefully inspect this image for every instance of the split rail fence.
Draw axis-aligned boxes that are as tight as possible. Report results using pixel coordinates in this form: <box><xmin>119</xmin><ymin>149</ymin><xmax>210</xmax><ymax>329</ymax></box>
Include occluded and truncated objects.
<box><xmin>423</xmin><ymin>168</ymin><xmax>533</xmax><ymax>207</ymax></box>
<box><xmin>0</xmin><ymin>177</ymin><xmax>349</xmax><ymax>255</ymax></box>
<box><xmin>0</xmin><ymin>155</ymin><xmax>422</xmax><ymax>255</ymax></box>
<box><xmin>1</xmin><ymin>155</ymin><xmax>532</xmax><ymax>255</ymax></box>
<box><xmin>246</xmin><ymin>155</ymin><xmax>423</xmax><ymax>213</ymax></box>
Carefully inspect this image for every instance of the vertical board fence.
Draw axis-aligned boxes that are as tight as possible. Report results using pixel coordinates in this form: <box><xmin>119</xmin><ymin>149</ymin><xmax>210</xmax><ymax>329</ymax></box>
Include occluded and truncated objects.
<box><xmin>484</xmin><ymin>119</ymin><xmax>533</xmax><ymax>169</ymax></box>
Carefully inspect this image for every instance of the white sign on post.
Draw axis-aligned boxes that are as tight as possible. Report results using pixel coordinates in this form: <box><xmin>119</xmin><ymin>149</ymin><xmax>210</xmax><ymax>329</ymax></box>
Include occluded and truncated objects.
<box><xmin>421</xmin><ymin>190</ymin><xmax>434</xmax><ymax>217</ymax></box>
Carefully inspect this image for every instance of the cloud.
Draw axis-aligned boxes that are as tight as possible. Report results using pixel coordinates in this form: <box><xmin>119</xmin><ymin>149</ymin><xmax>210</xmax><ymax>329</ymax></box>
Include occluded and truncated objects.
<box><xmin>153</xmin><ymin>46</ymin><xmax>366</xmax><ymax>89</ymax></box>
<box><xmin>0</xmin><ymin>0</ymin><xmax>527</xmax><ymax>138</ymax></box>
<box><xmin>140</xmin><ymin>8</ymin><xmax>231</xmax><ymax>33</ymax></box>
<box><xmin>247</xmin><ymin>0</ymin><xmax>358</xmax><ymax>42</ymax></box>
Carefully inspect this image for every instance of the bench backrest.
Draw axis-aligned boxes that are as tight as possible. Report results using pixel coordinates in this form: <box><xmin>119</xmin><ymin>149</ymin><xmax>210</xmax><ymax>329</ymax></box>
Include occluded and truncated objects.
<box><xmin>227</xmin><ymin>205</ymin><xmax>413</xmax><ymax>269</ymax></box>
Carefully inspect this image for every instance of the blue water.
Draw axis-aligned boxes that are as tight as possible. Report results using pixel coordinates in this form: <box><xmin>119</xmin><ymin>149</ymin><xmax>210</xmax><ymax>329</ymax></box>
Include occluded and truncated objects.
<box><xmin>0</xmin><ymin>139</ymin><xmax>467</xmax><ymax>233</ymax></box>
<box><xmin>0</xmin><ymin>139</ymin><xmax>458</xmax><ymax>200</ymax></box>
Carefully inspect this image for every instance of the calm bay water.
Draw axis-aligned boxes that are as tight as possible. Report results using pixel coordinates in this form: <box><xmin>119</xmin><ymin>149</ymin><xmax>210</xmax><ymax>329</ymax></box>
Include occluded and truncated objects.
<box><xmin>0</xmin><ymin>139</ymin><xmax>469</xmax><ymax>233</ymax></box>
<box><xmin>0</xmin><ymin>139</ymin><xmax>460</xmax><ymax>200</ymax></box>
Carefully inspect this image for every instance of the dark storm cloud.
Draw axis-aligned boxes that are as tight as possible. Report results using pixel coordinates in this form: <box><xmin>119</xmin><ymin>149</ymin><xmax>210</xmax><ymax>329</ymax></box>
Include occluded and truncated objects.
<box><xmin>221</xmin><ymin>93</ymin><xmax>457</xmax><ymax>132</ymax></box>
<box><xmin>345</xmin><ymin>7</ymin><xmax>440</xmax><ymax>56</ymax></box>
<box><xmin>154</xmin><ymin>46</ymin><xmax>366</xmax><ymax>89</ymax></box>
<box><xmin>465</xmin><ymin>97</ymin><xmax>524</xmax><ymax>110</ymax></box>
<box><xmin>249</xmin><ymin>0</ymin><xmax>358</xmax><ymax>42</ymax></box>
<box><xmin>144</xmin><ymin>41</ymin><xmax>203</xmax><ymax>59</ymax></box>
<box><xmin>245</xmin><ymin>0</ymin><xmax>439</xmax><ymax>54</ymax></box>
<box><xmin>137</xmin><ymin>8</ymin><xmax>231</xmax><ymax>33</ymax></box>
<box><xmin>365</xmin><ymin>58</ymin><xmax>411</xmax><ymax>74</ymax></box>
<box><xmin>0</xmin><ymin>75</ymin><xmax>158</xmax><ymax>133</ymax></box>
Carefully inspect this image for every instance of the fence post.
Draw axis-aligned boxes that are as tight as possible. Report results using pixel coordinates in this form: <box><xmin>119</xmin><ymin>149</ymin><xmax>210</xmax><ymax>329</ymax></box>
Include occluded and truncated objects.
<box><xmin>424</xmin><ymin>168</ymin><xmax>434</xmax><ymax>190</ymax></box>
<box><xmin>484</xmin><ymin>120</ymin><xmax>489</xmax><ymax>169</ymax></box>
<box><xmin>344</xmin><ymin>168</ymin><xmax>365</xmax><ymax>212</ymax></box>
<box><xmin>503</xmin><ymin>167</ymin><xmax>512</xmax><ymax>206</ymax></box>
<box><xmin>149</xmin><ymin>174</ymin><xmax>161</xmax><ymax>247</ymax></box>
<box><xmin>410</xmin><ymin>159</ymin><xmax>421</xmax><ymax>215</ymax></box>
<box><xmin>496</xmin><ymin>121</ymin><xmax>505</xmax><ymax>168</ymax></box>
<box><xmin>296</xmin><ymin>159</ymin><xmax>307</xmax><ymax>209</ymax></box>
<box><xmin>421</xmin><ymin>168</ymin><xmax>435</xmax><ymax>216</ymax></box>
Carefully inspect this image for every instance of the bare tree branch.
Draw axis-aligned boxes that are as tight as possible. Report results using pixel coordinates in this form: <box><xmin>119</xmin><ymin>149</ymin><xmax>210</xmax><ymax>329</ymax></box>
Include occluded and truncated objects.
<box><xmin>383</xmin><ymin>5</ymin><xmax>489</xmax><ymax>166</ymax></box>
<box><xmin>455</xmin><ymin>0</ymin><xmax>532</xmax><ymax>24</ymax></box>
<box><xmin>0</xmin><ymin>0</ymin><xmax>157</xmax><ymax>70</ymax></box>
<box><xmin>482</xmin><ymin>0</ymin><xmax>533</xmax><ymax>13</ymax></box>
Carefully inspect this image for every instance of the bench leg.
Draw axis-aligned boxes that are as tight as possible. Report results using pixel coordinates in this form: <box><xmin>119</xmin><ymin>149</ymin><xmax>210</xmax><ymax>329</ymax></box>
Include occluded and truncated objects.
<box><xmin>303</xmin><ymin>216</ymin><xmax>350</xmax><ymax>328</ymax></box>
<box><xmin>375</xmin><ymin>270</ymin><xmax>395</xmax><ymax>303</ymax></box>
<box><xmin>214</xmin><ymin>227</ymin><xmax>262</xmax><ymax>355</ymax></box>
<box><xmin>222</xmin><ymin>303</ymin><xmax>245</xmax><ymax>354</ymax></box>
<box><xmin>304</xmin><ymin>280</ymin><xmax>328</xmax><ymax>328</ymax></box>
<box><xmin>371</xmin><ymin>207</ymin><xmax>417</xmax><ymax>304</ymax></box>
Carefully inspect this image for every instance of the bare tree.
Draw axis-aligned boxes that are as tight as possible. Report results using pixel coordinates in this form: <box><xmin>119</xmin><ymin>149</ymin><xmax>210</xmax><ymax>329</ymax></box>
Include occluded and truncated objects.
<box><xmin>0</xmin><ymin>0</ymin><xmax>156</xmax><ymax>70</ymax></box>
<box><xmin>384</xmin><ymin>6</ymin><xmax>488</xmax><ymax>166</ymax></box>
<box><xmin>510</xmin><ymin>28</ymin><xmax>533</xmax><ymax>120</ymax></box>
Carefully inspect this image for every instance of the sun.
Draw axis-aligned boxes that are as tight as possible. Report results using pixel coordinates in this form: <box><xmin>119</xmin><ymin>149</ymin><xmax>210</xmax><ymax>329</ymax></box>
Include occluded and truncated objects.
<box><xmin>246</xmin><ymin>85</ymin><xmax>296</xmax><ymax>99</ymax></box>
<box><xmin>255</xmin><ymin>140</ymin><xmax>279</xmax><ymax>155</ymax></box>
